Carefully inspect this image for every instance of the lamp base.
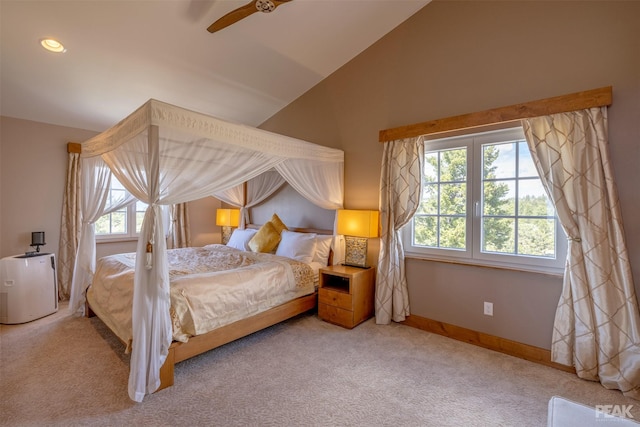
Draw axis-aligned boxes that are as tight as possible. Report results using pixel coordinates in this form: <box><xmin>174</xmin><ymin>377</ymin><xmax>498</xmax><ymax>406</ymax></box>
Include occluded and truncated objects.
<box><xmin>221</xmin><ymin>226</ymin><xmax>233</xmax><ymax>245</ymax></box>
<box><xmin>344</xmin><ymin>236</ymin><xmax>368</xmax><ymax>268</ymax></box>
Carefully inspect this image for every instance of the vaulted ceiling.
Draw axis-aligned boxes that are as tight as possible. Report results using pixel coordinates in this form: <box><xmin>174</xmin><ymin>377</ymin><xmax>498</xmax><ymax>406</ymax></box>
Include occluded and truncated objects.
<box><xmin>0</xmin><ymin>0</ymin><xmax>430</xmax><ymax>132</ymax></box>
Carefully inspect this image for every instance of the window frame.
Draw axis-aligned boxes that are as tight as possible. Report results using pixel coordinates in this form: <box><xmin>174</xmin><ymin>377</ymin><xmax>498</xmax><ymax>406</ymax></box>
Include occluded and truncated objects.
<box><xmin>403</xmin><ymin>126</ymin><xmax>567</xmax><ymax>275</ymax></box>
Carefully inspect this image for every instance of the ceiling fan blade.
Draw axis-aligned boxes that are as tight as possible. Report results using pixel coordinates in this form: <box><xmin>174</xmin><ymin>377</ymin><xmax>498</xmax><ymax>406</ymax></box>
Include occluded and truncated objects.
<box><xmin>207</xmin><ymin>0</ymin><xmax>293</xmax><ymax>33</ymax></box>
<box><xmin>207</xmin><ymin>1</ymin><xmax>259</xmax><ymax>33</ymax></box>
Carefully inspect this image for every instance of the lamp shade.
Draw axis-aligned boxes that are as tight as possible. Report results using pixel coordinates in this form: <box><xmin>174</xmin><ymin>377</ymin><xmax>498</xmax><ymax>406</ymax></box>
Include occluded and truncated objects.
<box><xmin>216</xmin><ymin>209</ymin><xmax>240</xmax><ymax>227</ymax></box>
<box><xmin>336</xmin><ymin>209</ymin><xmax>379</xmax><ymax>238</ymax></box>
<box><xmin>31</xmin><ymin>231</ymin><xmax>46</xmax><ymax>246</ymax></box>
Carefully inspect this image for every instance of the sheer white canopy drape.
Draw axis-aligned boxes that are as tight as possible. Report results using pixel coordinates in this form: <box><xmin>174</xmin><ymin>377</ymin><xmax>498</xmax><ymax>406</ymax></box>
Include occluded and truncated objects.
<box><xmin>376</xmin><ymin>137</ymin><xmax>424</xmax><ymax>324</ymax></box>
<box><xmin>214</xmin><ymin>170</ymin><xmax>286</xmax><ymax>228</ymax></box>
<box><xmin>275</xmin><ymin>158</ymin><xmax>343</xmax><ymax>210</ymax></box>
<box><xmin>73</xmin><ymin>99</ymin><xmax>344</xmax><ymax>402</ymax></box>
<box><xmin>522</xmin><ymin>107</ymin><xmax>640</xmax><ymax>399</ymax></box>
<box><xmin>68</xmin><ymin>156</ymin><xmax>135</xmax><ymax>315</ymax></box>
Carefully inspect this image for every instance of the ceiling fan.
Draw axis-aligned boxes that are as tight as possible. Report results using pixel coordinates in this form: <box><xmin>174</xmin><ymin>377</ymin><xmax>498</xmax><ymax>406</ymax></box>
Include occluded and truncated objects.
<box><xmin>207</xmin><ymin>0</ymin><xmax>293</xmax><ymax>33</ymax></box>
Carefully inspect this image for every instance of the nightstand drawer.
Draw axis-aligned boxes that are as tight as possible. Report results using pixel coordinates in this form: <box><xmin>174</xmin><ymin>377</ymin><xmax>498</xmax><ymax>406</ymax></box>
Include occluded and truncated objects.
<box><xmin>318</xmin><ymin>288</ymin><xmax>352</xmax><ymax>310</ymax></box>
<box><xmin>318</xmin><ymin>303</ymin><xmax>354</xmax><ymax>328</ymax></box>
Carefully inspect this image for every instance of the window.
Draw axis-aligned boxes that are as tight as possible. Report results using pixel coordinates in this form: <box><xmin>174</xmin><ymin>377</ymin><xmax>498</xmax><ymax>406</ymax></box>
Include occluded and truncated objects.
<box><xmin>404</xmin><ymin>127</ymin><xmax>566</xmax><ymax>273</ymax></box>
<box><xmin>95</xmin><ymin>178</ymin><xmax>147</xmax><ymax>240</ymax></box>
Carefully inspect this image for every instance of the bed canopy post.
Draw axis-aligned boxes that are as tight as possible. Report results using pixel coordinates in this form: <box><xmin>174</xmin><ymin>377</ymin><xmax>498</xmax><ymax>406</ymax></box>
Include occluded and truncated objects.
<box><xmin>128</xmin><ymin>124</ymin><xmax>173</xmax><ymax>402</ymax></box>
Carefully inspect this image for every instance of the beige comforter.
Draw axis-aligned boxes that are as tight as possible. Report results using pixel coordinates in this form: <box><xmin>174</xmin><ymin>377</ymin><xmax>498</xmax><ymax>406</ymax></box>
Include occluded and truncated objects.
<box><xmin>87</xmin><ymin>244</ymin><xmax>315</xmax><ymax>345</ymax></box>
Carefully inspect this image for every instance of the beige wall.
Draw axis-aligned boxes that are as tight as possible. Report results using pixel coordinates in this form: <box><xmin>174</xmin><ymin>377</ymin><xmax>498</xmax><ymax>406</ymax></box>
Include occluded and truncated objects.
<box><xmin>188</xmin><ymin>197</ymin><xmax>221</xmax><ymax>247</ymax></box>
<box><xmin>261</xmin><ymin>1</ymin><xmax>640</xmax><ymax>349</ymax></box>
<box><xmin>0</xmin><ymin>117</ymin><xmax>219</xmax><ymax>261</ymax></box>
<box><xmin>0</xmin><ymin>117</ymin><xmax>97</xmax><ymax>258</ymax></box>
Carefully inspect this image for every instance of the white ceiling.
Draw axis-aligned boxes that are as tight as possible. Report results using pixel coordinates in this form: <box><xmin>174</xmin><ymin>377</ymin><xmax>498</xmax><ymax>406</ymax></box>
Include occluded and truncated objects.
<box><xmin>1</xmin><ymin>0</ymin><xmax>430</xmax><ymax>132</ymax></box>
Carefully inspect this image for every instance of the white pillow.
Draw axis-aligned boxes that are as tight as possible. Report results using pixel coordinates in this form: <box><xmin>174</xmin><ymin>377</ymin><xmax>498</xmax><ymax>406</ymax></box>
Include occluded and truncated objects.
<box><xmin>275</xmin><ymin>230</ymin><xmax>317</xmax><ymax>264</ymax></box>
<box><xmin>226</xmin><ymin>228</ymin><xmax>257</xmax><ymax>251</ymax></box>
<box><xmin>313</xmin><ymin>235</ymin><xmax>333</xmax><ymax>267</ymax></box>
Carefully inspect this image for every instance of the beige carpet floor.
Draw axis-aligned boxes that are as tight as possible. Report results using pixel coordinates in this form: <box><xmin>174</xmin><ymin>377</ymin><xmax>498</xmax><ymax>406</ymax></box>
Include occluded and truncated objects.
<box><xmin>1</xmin><ymin>302</ymin><xmax>638</xmax><ymax>426</ymax></box>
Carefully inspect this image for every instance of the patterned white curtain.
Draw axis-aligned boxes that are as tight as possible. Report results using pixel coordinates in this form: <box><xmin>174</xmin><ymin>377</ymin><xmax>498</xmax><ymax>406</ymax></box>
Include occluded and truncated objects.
<box><xmin>58</xmin><ymin>151</ymin><xmax>81</xmax><ymax>300</ymax></box>
<box><xmin>522</xmin><ymin>107</ymin><xmax>640</xmax><ymax>399</ymax></box>
<box><xmin>376</xmin><ymin>137</ymin><xmax>424</xmax><ymax>324</ymax></box>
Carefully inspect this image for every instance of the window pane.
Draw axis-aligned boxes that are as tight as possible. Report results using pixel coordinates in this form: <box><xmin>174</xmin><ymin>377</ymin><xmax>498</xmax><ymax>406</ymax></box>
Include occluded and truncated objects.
<box><xmin>111</xmin><ymin>178</ymin><xmax>125</xmax><ymax>190</ymax></box>
<box><xmin>440</xmin><ymin>148</ymin><xmax>467</xmax><ymax>182</ymax></box>
<box><xmin>483</xmin><ymin>180</ymin><xmax>515</xmax><ymax>216</ymax></box>
<box><xmin>484</xmin><ymin>143</ymin><xmax>516</xmax><ymax>179</ymax></box>
<box><xmin>95</xmin><ymin>215</ymin><xmax>110</xmax><ymax>234</ymax></box>
<box><xmin>440</xmin><ymin>216</ymin><xmax>466</xmax><ymax>250</ymax></box>
<box><xmin>518</xmin><ymin>179</ymin><xmax>555</xmax><ymax>216</ymax></box>
<box><xmin>136</xmin><ymin>212</ymin><xmax>145</xmax><ymax>233</ymax></box>
<box><xmin>111</xmin><ymin>211</ymin><xmax>126</xmax><ymax>233</ymax></box>
<box><xmin>440</xmin><ymin>183</ymin><xmax>466</xmax><ymax>215</ymax></box>
<box><xmin>518</xmin><ymin>218</ymin><xmax>556</xmax><ymax>257</ymax></box>
<box><xmin>417</xmin><ymin>147</ymin><xmax>468</xmax><ymax>251</ymax></box>
<box><xmin>518</xmin><ymin>141</ymin><xmax>538</xmax><ymax>177</ymax></box>
<box><xmin>482</xmin><ymin>217</ymin><xmax>515</xmax><ymax>254</ymax></box>
<box><xmin>110</xmin><ymin>188</ymin><xmax>126</xmax><ymax>205</ymax></box>
<box><xmin>424</xmin><ymin>152</ymin><xmax>438</xmax><ymax>182</ymax></box>
<box><xmin>418</xmin><ymin>184</ymin><xmax>438</xmax><ymax>214</ymax></box>
<box><xmin>135</xmin><ymin>201</ymin><xmax>147</xmax><ymax>233</ymax></box>
<box><xmin>413</xmin><ymin>216</ymin><xmax>437</xmax><ymax>247</ymax></box>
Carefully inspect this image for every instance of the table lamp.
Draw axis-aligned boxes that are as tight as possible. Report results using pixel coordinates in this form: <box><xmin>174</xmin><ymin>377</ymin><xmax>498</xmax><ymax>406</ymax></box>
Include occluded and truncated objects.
<box><xmin>216</xmin><ymin>209</ymin><xmax>240</xmax><ymax>244</ymax></box>
<box><xmin>30</xmin><ymin>231</ymin><xmax>46</xmax><ymax>254</ymax></box>
<box><xmin>336</xmin><ymin>209</ymin><xmax>379</xmax><ymax>268</ymax></box>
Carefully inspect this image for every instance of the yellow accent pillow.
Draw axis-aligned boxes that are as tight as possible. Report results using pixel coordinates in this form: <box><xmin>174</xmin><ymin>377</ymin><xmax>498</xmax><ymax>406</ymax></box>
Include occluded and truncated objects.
<box><xmin>270</xmin><ymin>213</ymin><xmax>288</xmax><ymax>234</ymax></box>
<box><xmin>248</xmin><ymin>221</ymin><xmax>282</xmax><ymax>253</ymax></box>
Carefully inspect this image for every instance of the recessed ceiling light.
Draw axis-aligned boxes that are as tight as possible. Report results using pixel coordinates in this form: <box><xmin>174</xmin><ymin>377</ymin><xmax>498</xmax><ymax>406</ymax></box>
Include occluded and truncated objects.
<box><xmin>40</xmin><ymin>38</ymin><xmax>66</xmax><ymax>53</ymax></box>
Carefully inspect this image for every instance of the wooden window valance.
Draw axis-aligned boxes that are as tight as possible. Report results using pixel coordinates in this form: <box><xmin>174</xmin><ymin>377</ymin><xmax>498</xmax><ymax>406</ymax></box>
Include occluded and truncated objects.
<box><xmin>379</xmin><ymin>86</ymin><xmax>612</xmax><ymax>142</ymax></box>
<box><xmin>67</xmin><ymin>142</ymin><xmax>82</xmax><ymax>153</ymax></box>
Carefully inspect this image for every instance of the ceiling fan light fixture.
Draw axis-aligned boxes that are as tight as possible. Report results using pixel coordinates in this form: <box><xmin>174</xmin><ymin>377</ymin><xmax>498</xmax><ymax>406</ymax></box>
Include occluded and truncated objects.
<box><xmin>256</xmin><ymin>0</ymin><xmax>276</xmax><ymax>13</ymax></box>
<box><xmin>40</xmin><ymin>38</ymin><xmax>66</xmax><ymax>53</ymax></box>
<box><xmin>207</xmin><ymin>0</ymin><xmax>292</xmax><ymax>33</ymax></box>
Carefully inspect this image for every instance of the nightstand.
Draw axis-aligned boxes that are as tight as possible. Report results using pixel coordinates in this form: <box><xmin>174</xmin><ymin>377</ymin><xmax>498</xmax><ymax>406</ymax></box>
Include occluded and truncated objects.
<box><xmin>318</xmin><ymin>265</ymin><xmax>376</xmax><ymax>329</ymax></box>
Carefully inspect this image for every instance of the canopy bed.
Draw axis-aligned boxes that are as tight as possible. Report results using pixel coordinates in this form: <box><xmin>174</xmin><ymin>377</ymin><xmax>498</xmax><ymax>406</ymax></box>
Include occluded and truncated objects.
<box><xmin>68</xmin><ymin>99</ymin><xmax>344</xmax><ymax>402</ymax></box>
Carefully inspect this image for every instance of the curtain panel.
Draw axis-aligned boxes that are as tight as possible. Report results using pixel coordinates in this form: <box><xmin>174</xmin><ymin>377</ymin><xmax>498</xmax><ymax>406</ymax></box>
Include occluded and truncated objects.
<box><xmin>522</xmin><ymin>107</ymin><xmax>640</xmax><ymax>399</ymax></box>
<box><xmin>58</xmin><ymin>152</ymin><xmax>81</xmax><ymax>300</ymax></box>
<box><xmin>169</xmin><ymin>203</ymin><xmax>191</xmax><ymax>249</ymax></box>
<box><xmin>376</xmin><ymin>137</ymin><xmax>424</xmax><ymax>324</ymax></box>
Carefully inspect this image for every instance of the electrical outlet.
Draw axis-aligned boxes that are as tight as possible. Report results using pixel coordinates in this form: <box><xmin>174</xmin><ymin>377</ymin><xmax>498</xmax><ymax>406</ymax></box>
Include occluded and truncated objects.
<box><xmin>484</xmin><ymin>301</ymin><xmax>493</xmax><ymax>316</ymax></box>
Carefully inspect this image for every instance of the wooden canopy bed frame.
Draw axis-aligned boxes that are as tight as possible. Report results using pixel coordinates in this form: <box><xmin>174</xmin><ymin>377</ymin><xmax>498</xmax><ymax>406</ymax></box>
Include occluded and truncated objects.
<box><xmin>86</xmin><ymin>226</ymin><xmax>332</xmax><ymax>392</ymax></box>
<box><xmin>70</xmin><ymin>99</ymin><xmax>344</xmax><ymax>401</ymax></box>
